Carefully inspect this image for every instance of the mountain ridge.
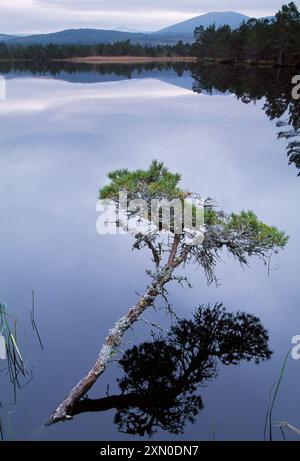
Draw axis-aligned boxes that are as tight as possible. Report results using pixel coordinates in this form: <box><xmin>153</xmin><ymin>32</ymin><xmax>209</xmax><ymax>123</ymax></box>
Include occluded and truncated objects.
<box><xmin>0</xmin><ymin>11</ymin><xmax>272</xmax><ymax>46</ymax></box>
<box><xmin>1</xmin><ymin>28</ymin><xmax>188</xmax><ymax>46</ymax></box>
<box><xmin>158</xmin><ymin>11</ymin><xmax>250</xmax><ymax>35</ymax></box>
<box><xmin>0</xmin><ymin>34</ymin><xmax>19</xmax><ymax>42</ymax></box>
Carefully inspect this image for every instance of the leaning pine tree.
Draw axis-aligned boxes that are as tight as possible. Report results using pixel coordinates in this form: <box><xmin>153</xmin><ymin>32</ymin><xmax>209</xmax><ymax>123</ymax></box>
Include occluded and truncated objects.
<box><xmin>47</xmin><ymin>161</ymin><xmax>288</xmax><ymax>425</ymax></box>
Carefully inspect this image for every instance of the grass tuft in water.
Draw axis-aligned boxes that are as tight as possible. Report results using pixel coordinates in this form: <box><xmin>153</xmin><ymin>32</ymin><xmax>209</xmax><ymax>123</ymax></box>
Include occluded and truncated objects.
<box><xmin>0</xmin><ymin>303</ymin><xmax>27</xmax><ymax>405</ymax></box>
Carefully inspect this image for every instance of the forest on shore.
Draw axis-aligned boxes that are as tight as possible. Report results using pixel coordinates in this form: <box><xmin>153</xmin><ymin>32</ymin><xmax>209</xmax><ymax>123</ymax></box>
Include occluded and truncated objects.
<box><xmin>0</xmin><ymin>41</ymin><xmax>192</xmax><ymax>61</ymax></box>
<box><xmin>0</xmin><ymin>3</ymin><xmax>299</xmax><ymax>67</ymax></box>
<box><xmin>193</xmin><ymin>2</ymin><xmax>300</xmax><ymax>66</ymax></box>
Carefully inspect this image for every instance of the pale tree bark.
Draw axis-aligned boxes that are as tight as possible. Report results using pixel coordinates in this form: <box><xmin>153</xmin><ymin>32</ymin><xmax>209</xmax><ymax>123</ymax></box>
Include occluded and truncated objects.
<box><xmin>47</xmin><ymin>236</ymin><xmax>186</xmax><ymax>425</ymax></box>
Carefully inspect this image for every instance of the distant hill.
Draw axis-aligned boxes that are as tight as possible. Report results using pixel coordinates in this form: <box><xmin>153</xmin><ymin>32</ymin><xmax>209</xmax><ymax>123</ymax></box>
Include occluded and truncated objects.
<box><xmin>0</xmin><ymin>34</ymin><xmax>18</xmax><ymax>42</ymax></box>
<box><xmin>4</xmin><ymin>29</ymin><xmax>184</xmax><ymax>46</ymax></box>
<box><xmin>0</xmin><ymin>12</ymin><xmax>272</xmax><ymax>47</ymax></box>
<box><xmin>158</xmin><ymin>11</ymin><xmax>250</xmax><ymax>35</ymax></box>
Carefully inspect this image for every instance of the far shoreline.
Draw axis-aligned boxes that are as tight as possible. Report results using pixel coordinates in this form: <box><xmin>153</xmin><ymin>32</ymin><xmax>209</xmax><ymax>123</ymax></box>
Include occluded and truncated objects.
<box><xmin>59</xmin><ymin>56</ymin><xmax>198</xmax><ymax>64</ymax></box>
<box><xmin>0</xmin><ymin>56</ymin><xmax>298</xmax><ymax>68</ymax></box>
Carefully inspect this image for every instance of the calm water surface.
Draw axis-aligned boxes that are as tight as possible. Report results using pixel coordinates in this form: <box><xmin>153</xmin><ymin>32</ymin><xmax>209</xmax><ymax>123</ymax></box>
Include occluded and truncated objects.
<box><xmin>0</xmin><ymin>63</ymin><xmax>299</xmax><ymax>440</ymax></box>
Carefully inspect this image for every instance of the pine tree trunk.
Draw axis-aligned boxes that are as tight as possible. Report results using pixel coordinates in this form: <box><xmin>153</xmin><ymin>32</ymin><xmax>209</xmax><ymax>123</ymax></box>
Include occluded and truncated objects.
<box><xmin>47</xmin><ymin>236</ymin><xmax>186</xmax><ymax>425</ymax></box>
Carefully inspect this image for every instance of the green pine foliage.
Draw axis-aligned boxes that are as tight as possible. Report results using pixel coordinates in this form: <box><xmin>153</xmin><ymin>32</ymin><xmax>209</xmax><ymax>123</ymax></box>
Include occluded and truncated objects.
<box><xmin>99</xmin><ymin>160</ymin><xmax>183</xmax><ymax>201</ymax></box>
<box><xmin>225</xmin><ymin>210</ymin><xmax>289</xmax><ymax>249</ymax></box>
<box><xmin>99</xmin><ymin>161</ymin><xmax>289</xmax><ymax>254</ymax></box>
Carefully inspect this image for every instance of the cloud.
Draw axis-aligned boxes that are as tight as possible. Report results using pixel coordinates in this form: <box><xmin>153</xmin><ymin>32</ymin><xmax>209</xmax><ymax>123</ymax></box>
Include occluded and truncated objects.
<box><xmin>0</xmin><ymin>0</ymin><xmax>298</xmax><ymax>34</ymax></box>
<box><xmin>0</xmin><ymin>1</ymin><xmax>193</xmax><ymax>33</ymax></box>
<box><xmin>36</xmin><ymin>0</ymin><xmax>296</xmax><ymax>16</ymax></box>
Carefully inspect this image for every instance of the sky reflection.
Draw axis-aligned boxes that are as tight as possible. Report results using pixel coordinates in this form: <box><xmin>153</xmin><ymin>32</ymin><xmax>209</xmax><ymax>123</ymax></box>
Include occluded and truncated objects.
<box><xmin>0</xmin><ymin>68</ymin><xmax>299</xmax><ymax>440</ymax></box>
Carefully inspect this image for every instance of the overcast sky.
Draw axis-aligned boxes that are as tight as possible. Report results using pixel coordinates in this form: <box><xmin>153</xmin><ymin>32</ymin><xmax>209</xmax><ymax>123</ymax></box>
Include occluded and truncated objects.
<box><xmin>0</xmin><ymin>0</ymin><xmax>299</xmax><ymax>34</ymax></box>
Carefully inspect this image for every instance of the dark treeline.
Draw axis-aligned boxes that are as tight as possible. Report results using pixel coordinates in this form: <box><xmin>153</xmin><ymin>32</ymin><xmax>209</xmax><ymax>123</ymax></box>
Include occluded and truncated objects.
<box><xmin>193</xmin><ymin>3</ymin><xmax>300</xmax><ymax>66</ymax></box>
<box><xmin>0</xmin><ymin>40</ymin><xmax>192</xmax><ymax>61</ymax></box>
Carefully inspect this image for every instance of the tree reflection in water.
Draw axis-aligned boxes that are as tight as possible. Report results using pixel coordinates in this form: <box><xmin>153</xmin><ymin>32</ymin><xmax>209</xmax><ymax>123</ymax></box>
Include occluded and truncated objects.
<box><xmin>191</xmin><ymin>64</ymin><xmax>300</xmax><ymax>175</ymax></box>
<box><xmin>73</xmin><ymin>303</ymin><xmax>272</xmax><ymax>436</ymax></box>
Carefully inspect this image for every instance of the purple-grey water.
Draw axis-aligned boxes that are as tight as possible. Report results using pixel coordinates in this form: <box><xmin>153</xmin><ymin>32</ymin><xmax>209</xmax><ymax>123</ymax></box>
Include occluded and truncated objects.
<box><xmin>0</xmin><ymin>63</ymin><xmax>299</xmax><ymax>441</ymax></box>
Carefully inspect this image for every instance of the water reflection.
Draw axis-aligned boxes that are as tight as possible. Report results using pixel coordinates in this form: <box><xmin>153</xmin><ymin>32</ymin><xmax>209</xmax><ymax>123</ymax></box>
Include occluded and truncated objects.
<box><xmin>0</xmin><ymin>61</ymin><xmax>298</xmax><ymax>440</ymax></box>
<box><xmin>1</xmin><ymin>61</ymin><xmax>298</xmax><ymax>175</ymax></box>
<box><xmin>191</xmin><ymin>64</ymin><xmax>300</xmax><ymax>175</ymax></box>
<box><xmin>0</xmin><ymin>61</ymin><xmax>191</xmax><ymax>84</ymax></box>
<box><xmin>72</xmin><ymin>303</ymin><xmax>271</xmax><ymax>437</ymax></box>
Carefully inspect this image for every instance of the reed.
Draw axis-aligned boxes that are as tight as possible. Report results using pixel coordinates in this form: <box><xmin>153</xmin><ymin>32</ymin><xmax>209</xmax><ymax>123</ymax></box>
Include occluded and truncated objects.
<box><xmin>30</xmin><ymin>290</ymin><xmax>43</xmax><ymax>350</ymax></box>
<box><xmin>264</xmin><ymin>350</ymin><xmax>290</xmax><ymax>441</ymax></box>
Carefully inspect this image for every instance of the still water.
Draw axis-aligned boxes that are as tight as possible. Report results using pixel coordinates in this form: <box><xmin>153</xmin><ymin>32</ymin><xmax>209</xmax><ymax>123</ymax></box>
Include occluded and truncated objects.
<box><xmin>0</xmin><ymin>62</ymin><xmax>299</xmax><ymax>441</ymax></box>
